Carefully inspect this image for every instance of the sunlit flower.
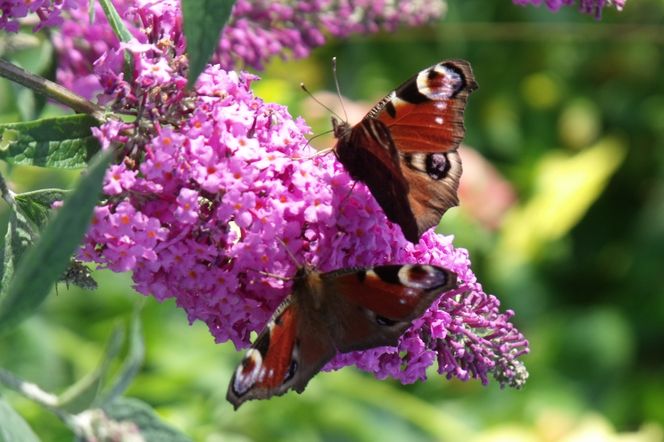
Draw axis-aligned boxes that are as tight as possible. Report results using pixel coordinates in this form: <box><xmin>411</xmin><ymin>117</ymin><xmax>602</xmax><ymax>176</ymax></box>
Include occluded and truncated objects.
<box><xmin>53</xmin><ymin>0</ymin><xmax>445</xmax><ymax>98</ymax></box>
<box><xmin>513</xmin><ymin>0</ymin><xmax>626</xmax><ymax>17</ymax></box>
<box><xmin>79</xmin><ymin>1</ymin><xmax>529</xmax><ymax>388</ymax></box>
<box><xmin>0</xmin><ymin>0</ymin><xmax>76</xmax><ymax>32</ymax></box>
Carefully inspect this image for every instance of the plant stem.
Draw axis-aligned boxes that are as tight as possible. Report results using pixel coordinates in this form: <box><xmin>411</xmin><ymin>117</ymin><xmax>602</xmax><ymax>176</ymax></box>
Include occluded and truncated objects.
<box><xmin>0</xmin><ymin>58</ymin><xmax>106</xmax><ymax>121</ymax></box>
<box><xmin>0</xmin><ymin>367</ymin><xmax>59</xmax><ymax>407</ymax></box>
<box><xmin>0</xmin><ymin>367</ymin><xmax>78</xmax><ymax>429</ymax></box>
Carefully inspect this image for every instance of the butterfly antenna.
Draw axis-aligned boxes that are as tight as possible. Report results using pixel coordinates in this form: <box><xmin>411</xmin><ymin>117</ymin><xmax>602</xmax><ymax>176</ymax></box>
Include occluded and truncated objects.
<box><xmin>332</xmin><ymin>57</ymin><xmax>349</xmax><ymax>123</ymax></box>
<box><xmin>291</xmin><ymin>131</ymin><xmax>336</xmax><ymax>160</ymax></box>
<box><xmin>337</xmin><ymin>181</ymin><xmax>358</xmax><ymax>213</ymax></box>
<box><xmin>276</xmin><ymin>238</ymin><xmax>302</xmax><ymax>268</ymax></box>
<box><xmin>300</xmin><ymin>82</ymin><xmax>344</xmax><ymax>122</ymax></box>
<box><xmin>247</xmin><ymin>268</ymin><xmax>293</xmax><ymax>281</ymax></box>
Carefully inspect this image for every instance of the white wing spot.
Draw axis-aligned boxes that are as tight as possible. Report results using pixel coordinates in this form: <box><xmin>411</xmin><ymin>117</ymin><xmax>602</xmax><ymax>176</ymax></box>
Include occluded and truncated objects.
<box><xmin>435</xmin><ymin>116</ymin><xmax>444</xmax><ymax>125</ymax></box>
<box><xmin>416</xmin><ymin>65</ymin><xmax>459</xmax><ymax>100</ymax></box>
<box><xmin>233</xmin><ymin>349</ymin><xmax>265</xmax><ymax>395</ymax></box>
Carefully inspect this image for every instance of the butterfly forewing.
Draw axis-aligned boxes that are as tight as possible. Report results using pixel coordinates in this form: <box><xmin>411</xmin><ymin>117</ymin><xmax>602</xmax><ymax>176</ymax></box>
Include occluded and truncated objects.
<box><xmin>374</xmin><ymin>60</ymin><xmax>477</xmax><ymax>153</ymax></box>
<box><xmin>226</xmin><ymin>300</ymin><xmax>299</xmax><ymax>408</ymax></box>
<box><xmin>323</xmin><ymin>265</ymin><xmax>457</xmax><ymax>353</ymax></box>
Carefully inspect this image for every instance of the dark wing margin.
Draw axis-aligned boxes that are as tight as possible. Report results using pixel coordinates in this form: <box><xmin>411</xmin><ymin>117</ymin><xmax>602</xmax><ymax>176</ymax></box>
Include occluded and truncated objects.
<box><xmin>323</xmin><ymin>265</ymin><xmax>457</xmax><ymax>353</ymax></box>
<box><xmin>226</xmin><ymin>299</ymin><xmax>336</xmax><ymax>409</ymax></box>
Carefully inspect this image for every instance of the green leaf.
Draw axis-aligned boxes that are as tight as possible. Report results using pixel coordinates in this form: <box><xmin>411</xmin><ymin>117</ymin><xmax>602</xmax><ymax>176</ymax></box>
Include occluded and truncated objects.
<box><xmin>99</xmin><ymin>308</ymin><xmax>145</xmax><ymax>405</ymax></box>
<box><xmin>58</xmin><ymin>325</ymin><xmax>125</xmax><ymax>413</ymax></box>
<box><xmin>0</xmin><ymin>208</ymin><xmax>37</xmax><ymax>300</ymax></box>
<box><xmin>182</xmin><ymin>0</ymin><xmax>236</xmax><ymax>88</ymax></box>
<box><xmin>497</xmin><ymin>137</ymin><xmax>627</xmax><ymax>264</ymax></box>
<box><xmin>14</xmin><ymin>189</ymin><xmax>69</xmax><ymax>229</ymax></box>
<box><xmin>97</xmin><ymin>0</ymin><xmax>132</xmax><ymax>43</ymax></box>
<box><xmin>0</xmin><ymin>114</ymin><xmax>100</xmax><ymax>169</ymax></box>
<box><xmin>97</xmin><ymin>0</ymin><xmax>134</xmax><ymax>79</ymax></box>
<box><xmin>88</xmin><ymin>0</ymin><xmax>96</xmax><ymax>23</ymax></box>
<box><xmin>101</xmin><ymin>397</ymin><xmax>192</xmax><ymax>442</ymax></box>
<box><xmin>0</xmin><ymin>396</ymin><xmax>40</xmax><ymax>442</ymax></box>
<box><xmin>0</xmin><ymin>149</ymin><xmax>113</xmax><ymax>335</ymax></box>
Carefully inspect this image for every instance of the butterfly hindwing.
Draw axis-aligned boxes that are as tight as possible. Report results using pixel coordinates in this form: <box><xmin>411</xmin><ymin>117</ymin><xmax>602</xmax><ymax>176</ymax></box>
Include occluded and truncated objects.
<box><xmin>400</xmin><ymin>150</ymin><xmax>463</xmax><ymax>239</ymax></box>
<box><xmin>226</xmin><ymin>299</ymin><xmax>298</xmax><ymax>408</ymax></box>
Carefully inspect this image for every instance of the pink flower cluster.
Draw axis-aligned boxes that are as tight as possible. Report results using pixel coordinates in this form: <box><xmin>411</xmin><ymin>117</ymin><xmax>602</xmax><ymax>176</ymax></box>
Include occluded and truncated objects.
<box><xmin>513</xmin><ymin>0</ymin><xmax>626</xmax><ymax>17</ymax></box>
<box><xmin>80</xmin><ymin>1</ymin><xmax>528</xmax><ymax>388</ymax></box>
<box><xmin>52</xmin><ymin>0</ymin><xmax>444</xmax><ymax>99</ymax></box>
<box><xmin>0</xmin><ymin>0</ymin><xmax>75</xmax><ymax>32</ymax></box>
<box><xmin>216</xmin><ymin>0</ymin><xmax>446</xmax><ymax>70</ymax></box>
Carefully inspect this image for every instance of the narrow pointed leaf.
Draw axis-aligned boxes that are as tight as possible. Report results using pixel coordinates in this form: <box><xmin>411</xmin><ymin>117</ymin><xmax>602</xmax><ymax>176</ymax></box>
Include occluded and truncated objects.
<box><xmin>97</xmin><ymin>0</ymin><xmax>134</xmax><ymax>79</ymax></box>
<box><xmin>97</xmin><ymin>0</ymin><xmax>132</xmax><ymax>42</ymax></box>
<box><xmin>0</xmin><ymin>149</ymin><xmax>112</xmax><ymax>335</ymax></box>
<box><xmin>0</xmin><ymin>209</ymin><xmax>37</xmax><ymax>298</ymax></box>
<box><xmin>58</xmin><ymin>325</ymin><xmax>125</xmax><ymax>413</ymax></box>
<box><xmin>98</xmin><ymin>308</ymin><xmax>144</xmax><ymax>405</ymax></box>
<box><xmin>182</xmin><ymin>0</ymin><xmax>236</xmax><ymax>87</ymax></box>
<box><xmin>0</xmin><ymin>397</ymin><xmax>40</xmax><ymax>442</ymax></box>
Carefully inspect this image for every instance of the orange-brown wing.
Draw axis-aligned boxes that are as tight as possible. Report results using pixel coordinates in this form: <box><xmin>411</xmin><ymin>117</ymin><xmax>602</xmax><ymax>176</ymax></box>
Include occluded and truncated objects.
<box><xmin>372</xmin><ymin>59</ymin><xmax>477</xmax><ymax>153</ymax></box>
<box><xmin>321</xmin><ymin>265</ymin><xmax>457</xmax><ymax>353</ymax></box>
<box><xmin>226</xmin><ymin>298</ymin><xmax>335</xmax><ymax>409</ymax></box>
<box><xmin>335</xmin><ymin>118</ymin><xmax>417</xmax><ymax>241</ymax></box>
<box><xmin>400</xmin><ymin>150</ymin><xmax>463</xmax><ymax>239</ymax></box>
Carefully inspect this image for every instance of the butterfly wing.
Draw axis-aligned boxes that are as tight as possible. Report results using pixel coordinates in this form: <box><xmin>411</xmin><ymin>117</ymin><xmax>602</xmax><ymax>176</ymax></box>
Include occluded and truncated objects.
<box><xmin>373</xmin><ymin>60</ymin><xmax>477</xmax><ymax>153</ymax></box>
<box><xmin>227</xmin><ymin>265</ymin><xmax>457</xmax><ymax>408</ymax></box>
<box><xmin>321</xmin><ymin>264</ymin><xmax>457</xmax><ymax>352</ymax></box>
<box><xmin>334</xmin><ymin>60</ymin><xmax>476</xmax><ymax>243</ymax></box>
<box><xmin>226</xmin><ymin>296</ymin><xmax>336</xmax><ymax>409</ymax></box>
<box><xmin>336</xmin><ymin>118</ymin><xmax>418</xmax><ymax>240</ymax></box>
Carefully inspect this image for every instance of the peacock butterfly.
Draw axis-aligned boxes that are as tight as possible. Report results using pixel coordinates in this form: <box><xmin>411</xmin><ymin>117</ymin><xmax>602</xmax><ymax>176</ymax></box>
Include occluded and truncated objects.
<box><xmin>226</xmin><ymin>264</ymin><xmax>457</xmax><ymax>409</ymax></box>
<box><xmin>333</xmin><ymin>59</ymin><xmax>478</xmax><ymax>243</ymax></box>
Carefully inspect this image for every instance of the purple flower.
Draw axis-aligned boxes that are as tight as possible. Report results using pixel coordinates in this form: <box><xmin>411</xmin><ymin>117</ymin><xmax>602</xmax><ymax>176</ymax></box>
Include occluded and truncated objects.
<box><xmin>513</xmin><ymin>0</ymin><xmax>626</xmax><ymax>17</ymax></box>
<box><xmin>214</xmin><ymin>0</ymin><xmax>446</xmax><ymax>70</ymax></box>
<box><xmin>79</xmin><ymin>2</ymin><xmax>529</xmax><ymax>389</ymax></box>
<box><xmin>174</xmin><ymin>188</ymin><xmax>200</xmax><ymax>225</ymax></box>
<box><xmin>53</xmin><ymin>0</ymin><xmax>445</xmax><ymax>98</ymax></box>
<box><xmin>0</xmin><ymin>0</ymin><xmax>76</xmax><ymax>32</ymax></box>
<box><xmin>103</xmin><ymin>164</ymin><xmax>137</xmax><ymax>195</ymax></box>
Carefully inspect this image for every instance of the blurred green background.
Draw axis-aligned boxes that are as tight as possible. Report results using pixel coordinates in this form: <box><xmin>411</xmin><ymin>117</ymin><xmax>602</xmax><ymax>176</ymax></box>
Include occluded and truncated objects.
<box><xmin>1</xmin><ymin>1</ymin><xmax>663</xmax><ymax>441</ymax></box>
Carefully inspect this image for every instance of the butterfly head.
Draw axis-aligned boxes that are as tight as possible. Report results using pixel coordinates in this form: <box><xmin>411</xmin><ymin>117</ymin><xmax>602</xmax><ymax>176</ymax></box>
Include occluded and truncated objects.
<box><xmin>331</xmin><ymin>116</ymin><xmax>352</xmax><ymax>142</ymax></box>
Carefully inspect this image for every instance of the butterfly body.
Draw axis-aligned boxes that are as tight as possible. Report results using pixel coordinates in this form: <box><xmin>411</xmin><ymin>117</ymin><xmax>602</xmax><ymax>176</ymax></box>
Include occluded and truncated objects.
<box><xmin>226</xmin><ymin>264</ymin><xmax>457</xmax><ymax>409</ymax></box>
<box><xmin>333</xmin><ymin>59</ymin><xmax>478</xmax><ymax>243</ymax></box>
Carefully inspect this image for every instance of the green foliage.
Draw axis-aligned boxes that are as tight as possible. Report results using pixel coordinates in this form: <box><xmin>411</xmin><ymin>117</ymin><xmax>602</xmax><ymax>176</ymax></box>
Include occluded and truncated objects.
<box><xmin>0</xmin><ymin>114</ymin><xmax>100</xmax><ymax>169</ymax></box>
<box><xmin>101</xmin><ymin>398</ymin><xmax>192</xmax><ymax>442</ymax></box>
<box><xmin>0</xmin><ymin>396</ymin><xmax>40</xmax><ymax>442</ymax></box>
<box><xmin>182</xmin><ymin>0</ymin><xmax>236</xmax><ymax>87</ymax></box>
<box><xmin>14</xmin><ymin>189</ymin><xmax>69</xmax><ymax>229</ymax></box>
<box><xmin>0</xmin><ymin>149</ymin><xmax>111</xmax><ymax>335</ymax></box>
<box><xmin>0</xmin><ymin>0</ymin><xmax>663</xmax><ymax>441</ymax></box>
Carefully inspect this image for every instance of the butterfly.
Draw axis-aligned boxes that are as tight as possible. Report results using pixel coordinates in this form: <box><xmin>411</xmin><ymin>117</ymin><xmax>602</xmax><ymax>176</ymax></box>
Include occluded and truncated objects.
<box><xmin>226</xmin><ymin>264</ymin><xmax>457</xmax><ymax>409</ymax></box>
<box><xmin>333</xmin><ymin>59</ymin><xmax>478</xmax><ymax>243</ymax></box>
